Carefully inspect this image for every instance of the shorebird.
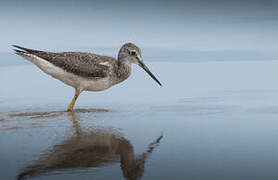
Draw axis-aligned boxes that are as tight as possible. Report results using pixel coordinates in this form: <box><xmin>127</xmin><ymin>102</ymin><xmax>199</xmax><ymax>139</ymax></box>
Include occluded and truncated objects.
<box><xmin>13</xmin><ymin>43</ymin><xmax>162</xmax><ymax>111</ymax></box>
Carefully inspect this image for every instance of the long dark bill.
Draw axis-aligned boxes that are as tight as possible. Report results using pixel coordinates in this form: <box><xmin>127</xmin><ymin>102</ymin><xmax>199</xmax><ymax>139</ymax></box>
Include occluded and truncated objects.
<box><xmin>138</xmin><ymin>60</ymin><xmax>162</xmax><ymax>86</ymax></box>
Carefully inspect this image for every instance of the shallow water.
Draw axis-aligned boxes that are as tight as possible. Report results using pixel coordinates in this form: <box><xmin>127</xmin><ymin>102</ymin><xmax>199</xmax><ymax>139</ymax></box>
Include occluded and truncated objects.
<box><xmin>1</xmin><ymin>59</ymin><xmax>278</xmax><ymax>179</ymax></box>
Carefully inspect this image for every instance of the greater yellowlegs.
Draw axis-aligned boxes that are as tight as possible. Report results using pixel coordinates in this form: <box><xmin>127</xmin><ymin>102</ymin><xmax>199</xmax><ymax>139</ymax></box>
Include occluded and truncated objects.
<box><xmin>13</xmin><ymin>43</ymin><xmax>162</xmax><ymax>111</ymax></box>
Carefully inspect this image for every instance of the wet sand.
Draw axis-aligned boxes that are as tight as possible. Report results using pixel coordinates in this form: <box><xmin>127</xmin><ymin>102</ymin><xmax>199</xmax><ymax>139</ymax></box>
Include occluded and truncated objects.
<box><xmin>1</xmin><ymin>60</ymin><xmax>278</xmax><ymax>179</ymax></box>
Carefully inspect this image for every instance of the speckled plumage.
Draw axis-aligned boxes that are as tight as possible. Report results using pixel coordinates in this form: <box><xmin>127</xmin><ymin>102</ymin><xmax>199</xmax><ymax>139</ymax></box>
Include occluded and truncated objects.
<box><xmin>13</xmin><ymin>45</ymin><xmax>115</xmax><ymax>78</ymax></box>
<box><xmin>13</xmin><ymin>43</ymin><xmax>161</xmax><ymax>111</ymax></box>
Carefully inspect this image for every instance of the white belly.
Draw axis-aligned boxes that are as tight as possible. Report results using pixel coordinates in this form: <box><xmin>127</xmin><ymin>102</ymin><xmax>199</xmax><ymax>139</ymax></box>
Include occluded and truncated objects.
<box><xmin>20</xmin><ymin>54</ymin><xmax>112</xmax><ymax>92</ymax></box>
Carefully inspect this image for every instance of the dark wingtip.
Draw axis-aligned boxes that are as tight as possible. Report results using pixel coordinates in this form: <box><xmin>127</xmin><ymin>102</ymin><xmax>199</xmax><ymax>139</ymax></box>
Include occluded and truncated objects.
<box><xmin>12</xmin><ymin>48</ymin><xmax>26</xmax><ymax>55</ymax></box>
<box><xmin>12</xmin><ymin>45</ymin><xmax>26</xmax><ymax>52</ymax></box>
<box><xmin>12</xmin><ymin>45</ymin><xmax>22</xmax><ymax>49</ymax></box>
<box><xmin>13</xmin><ymin>49</ymin><xmax>23</xmax><ymax>53</ymax></box>
<box><xmin>12</xmin><ymin>45</ymin><xmax>35</xmax><ymax>53</ymax></box>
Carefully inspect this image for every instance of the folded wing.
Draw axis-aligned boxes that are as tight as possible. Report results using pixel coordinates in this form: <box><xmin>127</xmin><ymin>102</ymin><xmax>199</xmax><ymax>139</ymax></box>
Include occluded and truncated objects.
<box><xmin>13</xmin><ymin>45</ymin><xmax>113</xmax><ymax>78</ymax></box>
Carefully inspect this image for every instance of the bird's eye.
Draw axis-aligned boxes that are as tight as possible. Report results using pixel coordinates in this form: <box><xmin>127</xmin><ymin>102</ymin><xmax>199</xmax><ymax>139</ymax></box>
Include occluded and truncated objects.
<box><xmin>130</xmin><ymin>51</ymin><xmax>137</xmax><ymax>56</ymax></box>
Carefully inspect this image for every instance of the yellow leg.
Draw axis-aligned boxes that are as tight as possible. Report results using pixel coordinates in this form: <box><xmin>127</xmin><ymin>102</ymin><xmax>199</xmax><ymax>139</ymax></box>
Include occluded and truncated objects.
<box><xmin>67</xmin><ymin>89</ymin><xmax>81</xmax><ymax>112</ymax></box>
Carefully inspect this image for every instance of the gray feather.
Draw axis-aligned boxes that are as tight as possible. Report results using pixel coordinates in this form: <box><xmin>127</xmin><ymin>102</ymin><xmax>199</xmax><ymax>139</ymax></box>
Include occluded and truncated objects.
<box><xmin>13</xmin><ymin>45</ymin><xmax>115</xmax><ymax>78</ymax></box>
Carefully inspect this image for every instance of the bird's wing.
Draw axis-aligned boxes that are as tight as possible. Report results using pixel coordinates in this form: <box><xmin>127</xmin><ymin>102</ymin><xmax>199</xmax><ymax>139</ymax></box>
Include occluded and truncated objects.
<box><xmin>32</xmin><ymin>52</ymin><xmax>112</xmax><ymax>78</ymax></box>
<box><xmin>13</xmin><ymin>45</ymin><xmax>114</xmax><ymax>78</ymax></box>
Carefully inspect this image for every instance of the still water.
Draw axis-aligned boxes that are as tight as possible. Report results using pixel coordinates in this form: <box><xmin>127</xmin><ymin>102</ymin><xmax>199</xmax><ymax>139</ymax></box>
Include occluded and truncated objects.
<box><xmin>1</xmin><ymin>59</ymin><xmax>278</xmax><ymax>179</ymax></box>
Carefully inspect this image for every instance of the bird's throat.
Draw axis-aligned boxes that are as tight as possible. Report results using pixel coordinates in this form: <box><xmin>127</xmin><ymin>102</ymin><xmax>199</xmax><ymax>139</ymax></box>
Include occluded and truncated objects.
<box><xmin>116</xmin><ymin>60</ymin><xmax>131</xmax><ymax>84</ymax></box>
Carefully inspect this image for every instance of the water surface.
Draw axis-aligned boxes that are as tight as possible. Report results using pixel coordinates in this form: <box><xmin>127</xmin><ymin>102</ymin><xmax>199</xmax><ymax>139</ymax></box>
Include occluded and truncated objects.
<box><xmin>1</xmin><ymin>59</ymin><xmax>278</xmax><ymax>179</ymax></box>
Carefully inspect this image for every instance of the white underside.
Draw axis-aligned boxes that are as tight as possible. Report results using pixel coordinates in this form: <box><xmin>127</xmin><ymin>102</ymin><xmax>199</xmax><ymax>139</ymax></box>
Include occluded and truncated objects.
<box><xmin>20</xmin><ymin>53</ymin><xmax>112</xmax><ymax>92</ymax></box>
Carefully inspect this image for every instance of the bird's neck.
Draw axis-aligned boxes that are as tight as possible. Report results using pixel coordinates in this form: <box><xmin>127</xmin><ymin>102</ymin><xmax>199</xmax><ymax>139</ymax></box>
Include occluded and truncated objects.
<box><xmin>116</xmin><ymin>58</ymin><xmax>131</xmax><ymax>84</ymax></box>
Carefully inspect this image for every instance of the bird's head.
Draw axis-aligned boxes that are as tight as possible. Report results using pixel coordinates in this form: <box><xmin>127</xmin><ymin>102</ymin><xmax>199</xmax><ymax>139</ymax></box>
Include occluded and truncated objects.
<box><xmin>118</xmin><ymin>43</ymin><xmax>162</xmax><ymax>86</ymax></box>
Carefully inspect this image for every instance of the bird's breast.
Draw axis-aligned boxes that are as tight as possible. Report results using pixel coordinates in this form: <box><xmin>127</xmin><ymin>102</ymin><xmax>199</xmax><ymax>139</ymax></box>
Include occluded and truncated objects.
<box><xmin>82</xmin><ymin>77</ymin><xmax>113</xmax><ymax>91</ymax></box>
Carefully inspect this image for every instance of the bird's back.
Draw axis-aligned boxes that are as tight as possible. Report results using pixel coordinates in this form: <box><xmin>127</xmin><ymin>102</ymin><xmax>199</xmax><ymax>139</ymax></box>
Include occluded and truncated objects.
<box><xmin>14</xmin><ymin>45</ymin><xmax>117</xmax><ymax>78</ymax></box>
<box><xmin>35</xmin><ymin>51</ymin><xmax>117</xmax><ymax>78</ymax></box>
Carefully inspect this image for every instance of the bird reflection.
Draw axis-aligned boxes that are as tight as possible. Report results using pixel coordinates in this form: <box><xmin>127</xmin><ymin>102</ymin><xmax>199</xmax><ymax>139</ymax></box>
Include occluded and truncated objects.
<box><xmin>18</xmin><ymin>112</ymin><xmax>163</xmax><ymax>180</ymax></box>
